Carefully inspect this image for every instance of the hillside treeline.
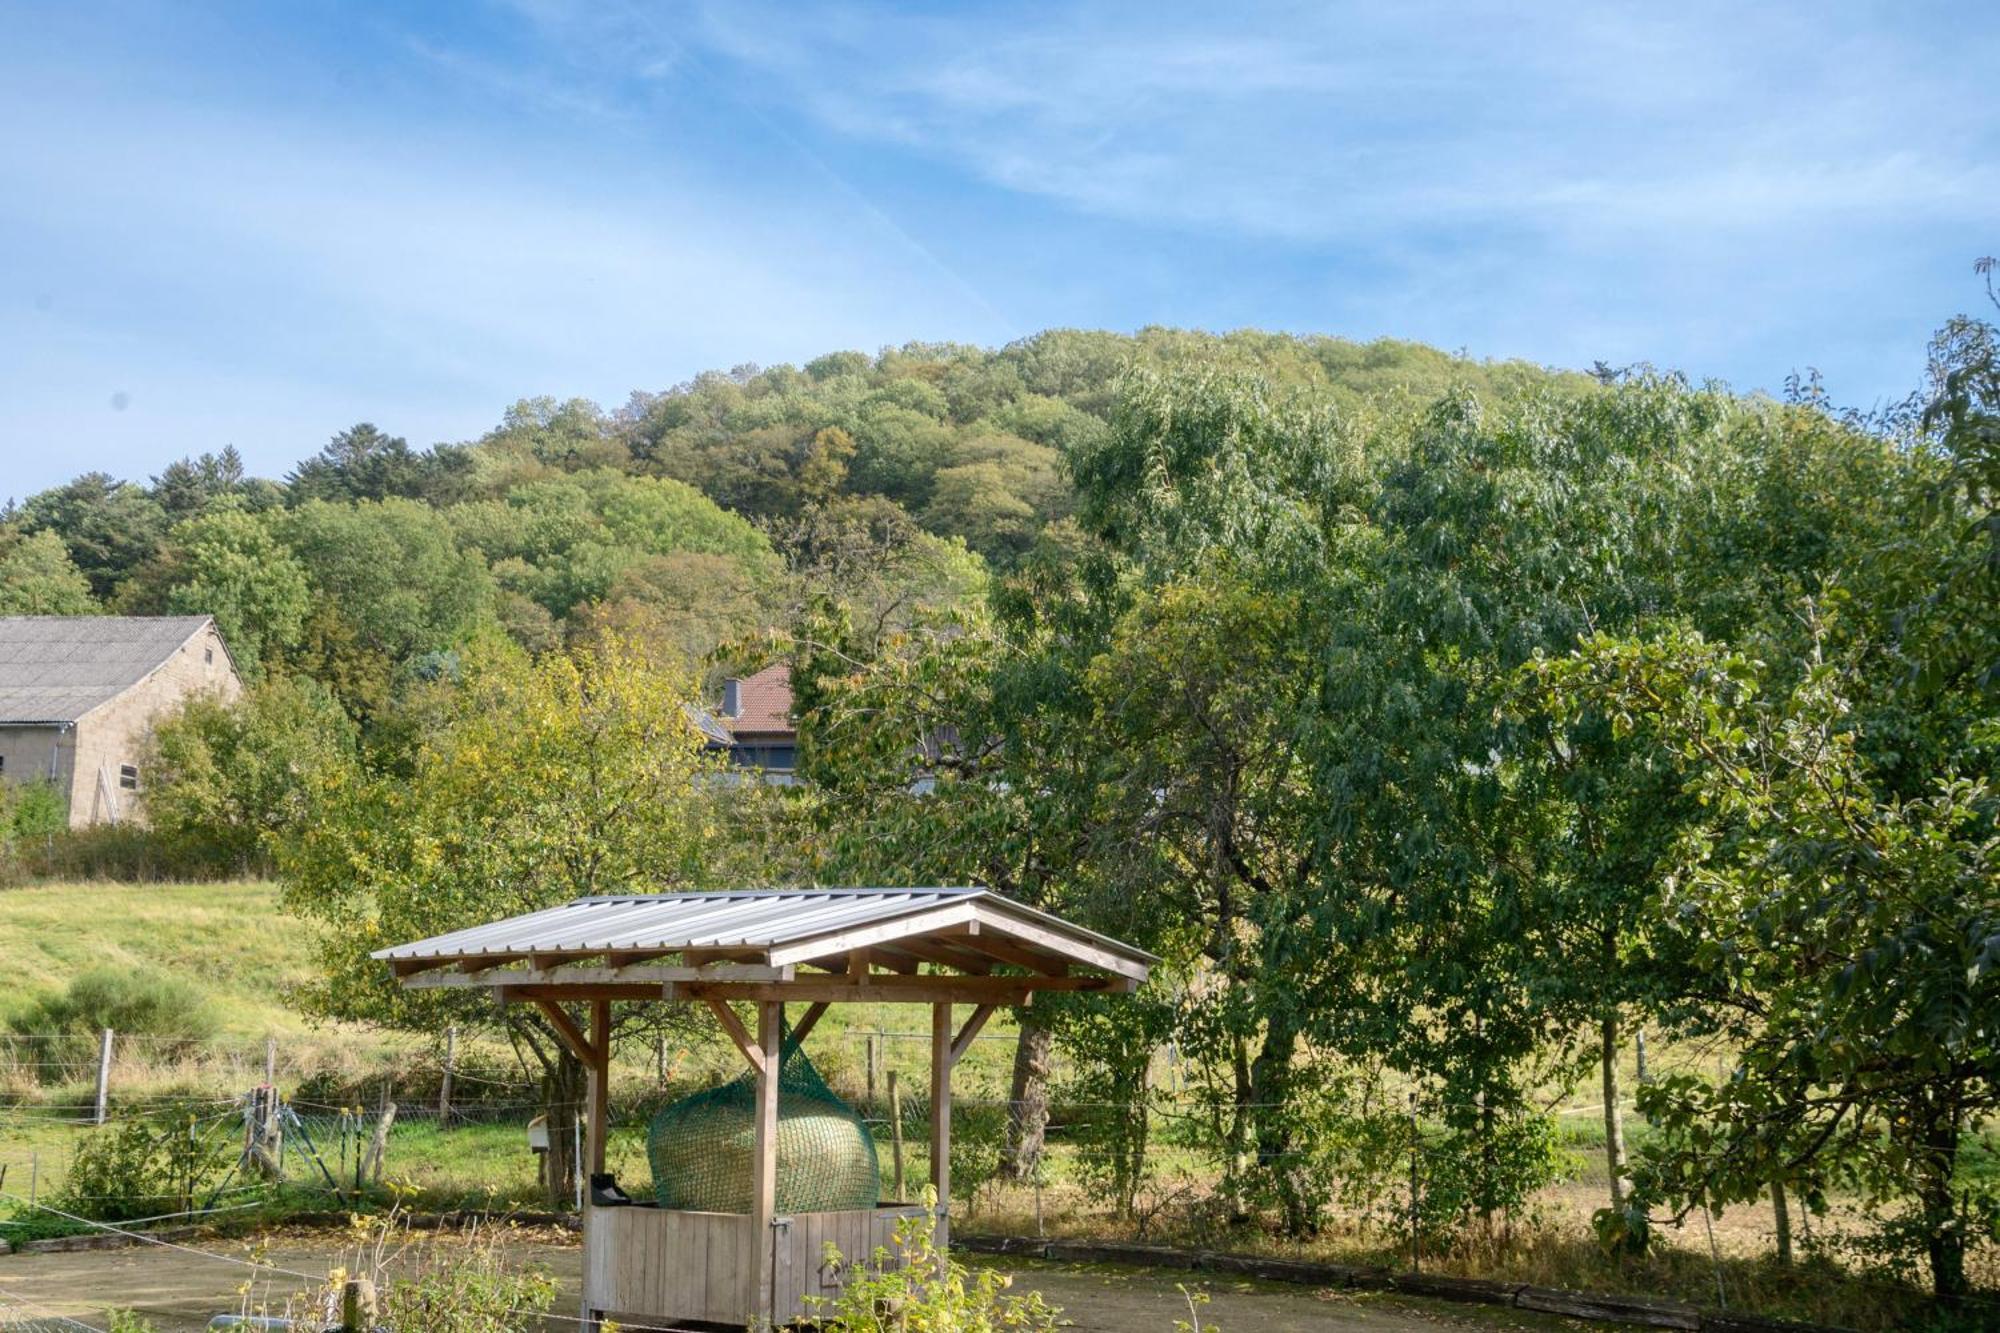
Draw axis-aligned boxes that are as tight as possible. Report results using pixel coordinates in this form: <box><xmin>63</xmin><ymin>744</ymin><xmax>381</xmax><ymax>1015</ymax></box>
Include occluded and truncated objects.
<box><xmin>0</xmin><ymin>330</ymin><xmax>1565</xmax><ymax>715</ymax></box>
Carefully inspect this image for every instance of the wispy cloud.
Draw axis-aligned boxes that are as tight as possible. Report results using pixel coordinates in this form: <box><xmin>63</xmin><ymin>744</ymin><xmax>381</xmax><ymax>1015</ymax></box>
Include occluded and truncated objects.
<box><xmin>668</xmin><ymin>1</ymin><xmax>1997</xmax><ymax>245</ymax></box>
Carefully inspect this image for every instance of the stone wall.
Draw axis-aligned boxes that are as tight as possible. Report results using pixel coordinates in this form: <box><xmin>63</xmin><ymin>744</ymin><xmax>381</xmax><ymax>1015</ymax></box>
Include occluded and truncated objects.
<box><xmin>64</xmin><ymin>622</ymin><xmax>242</xmax><ymax>827</ymax></box>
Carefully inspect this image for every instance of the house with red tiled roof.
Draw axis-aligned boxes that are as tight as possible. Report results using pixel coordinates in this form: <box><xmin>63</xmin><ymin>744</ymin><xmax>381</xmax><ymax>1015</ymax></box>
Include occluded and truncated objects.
<box><xmin>692</xmin><ymin>662</ymin><xmax>798</xmax><ymax>783</ymax></box>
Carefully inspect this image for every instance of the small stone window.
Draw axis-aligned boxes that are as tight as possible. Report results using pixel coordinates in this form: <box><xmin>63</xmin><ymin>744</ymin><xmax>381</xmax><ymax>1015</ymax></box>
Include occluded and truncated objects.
<box><xmin>204</xmin><ymin>646</ymin><xmax>214</xmax><ymax>665</ymax></box>
<box><xmin>119</xmin><ymin>764</ymin><xmax>139</xmax><ymax>790</ymax></box>
<box><xmin>0</xmin><ymin>755</ymin><xmax>6</xmax><ymax>773</ymax></box>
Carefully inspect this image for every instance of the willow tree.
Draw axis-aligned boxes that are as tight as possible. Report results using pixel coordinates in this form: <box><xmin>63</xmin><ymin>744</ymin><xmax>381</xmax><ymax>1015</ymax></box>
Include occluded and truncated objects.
<box><xmin>280</xmin><ymin>636</ymin><xmax>722</xmax><ymax>1206</ymax></box>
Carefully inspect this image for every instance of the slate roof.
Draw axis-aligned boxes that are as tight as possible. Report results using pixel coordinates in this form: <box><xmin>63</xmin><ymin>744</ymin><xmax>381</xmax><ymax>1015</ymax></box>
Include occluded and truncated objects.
<box><xmin>0</xmin><ymin>616</ymin><xmax>217</xmax><ymax>724</ymax></box>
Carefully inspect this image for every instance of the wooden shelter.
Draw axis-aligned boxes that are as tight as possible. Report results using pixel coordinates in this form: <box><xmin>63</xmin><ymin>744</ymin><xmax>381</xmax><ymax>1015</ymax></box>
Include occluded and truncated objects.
<box><xmin>373</xmin><ymin>888</ymin><xmax>1155</xmax><ymax>1329</ymax></box>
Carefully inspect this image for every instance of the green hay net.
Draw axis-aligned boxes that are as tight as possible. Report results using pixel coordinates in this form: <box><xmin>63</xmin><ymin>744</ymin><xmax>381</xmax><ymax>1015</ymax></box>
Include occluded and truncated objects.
<box><xmin>647</xmin><ymin>1022</ymin><xmax>879</xmax><ymax>1214</ymax></box>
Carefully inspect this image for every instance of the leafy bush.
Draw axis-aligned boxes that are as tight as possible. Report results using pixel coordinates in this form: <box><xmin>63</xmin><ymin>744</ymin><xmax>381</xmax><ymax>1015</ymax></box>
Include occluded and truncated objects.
<box><xmin>56</xmin><ymin>1109</ymin><xmax>233</xmax><ymax>1222</ymax></box>
<box><xmin>276</xmin><ymin>1214</ymin><xmax>559</xmax><ymax>1331</ymax></box>
<box><xmin>6</xmin><ymin>824</ymin><xmax>222</xmax><ymax>883</ymax></box>
<box><xmin>808</xmin><ymin>1189</ymin><xmax>1063</xmax><ymax>1333</ymax></box>
<box><xmin>144</xmin><ymin>673</ymin><xmax>358</xmax><ymax>874</ymax></box>
<box><xmin>7</xmin><ymin>967</ymin><xmax>216</xmax><ymax>1083</ymax></box>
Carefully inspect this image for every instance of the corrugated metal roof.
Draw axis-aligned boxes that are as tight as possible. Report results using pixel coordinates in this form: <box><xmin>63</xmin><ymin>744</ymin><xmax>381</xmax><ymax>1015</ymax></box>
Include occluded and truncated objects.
<box><xmin>0</xmin><ymin>616</ymin><xmax>217</xmax><ymax>723</ymax></box>
<box><xmin>371</xmin><ymin>887</ymin><xmax>1157</xmax><ymax>970</ymax></box>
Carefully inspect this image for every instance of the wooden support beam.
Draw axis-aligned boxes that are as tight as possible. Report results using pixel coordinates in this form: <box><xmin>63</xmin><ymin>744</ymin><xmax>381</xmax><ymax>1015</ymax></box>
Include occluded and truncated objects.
<box><xmin>949</xmin><ymin>1003</ymin><xmax>998</xmax><ymax>1067</ymax></box>
<box><xmin>529</xmin><ymin>998</ymin><xmax>601</xmax><ymax>1067</ymax></box>
<box><xmin>930</xmin><ymin>1002</ymin><xmax>953</xmax><ymax>1248</ymax></box>
<box><xmin>705</xmin><ymin>997</ymin><xmax>766</xmax><ymax>1075</ymax></box>
<box><xmin>751</xmin><ymin>1000</ymin><xmax>782</xmax><ymax>1325</ymax></box>
<box><xmin>791</xmin><ymin>1001</ymin><xmax>830</xmax><ymax>1045</ymax></box>
<box><xmin>605</xmin><ymin>950</ymin><xmax>670</xmax><ymax>968</ymax></box>
<box><xmin>893</xmin><ymin>937</ymin><xmax>994</xmax><ymax>975</ymax></box>
<box><xmin>961</xmin><ymin>933</ymin><xmax>1070</xmax><ymax>976</ymax></box>
<box><xmin>404</xmin><ymin>962</ymin><xmax>790</xmax><ymax>990</ymax></box>
<box><xmin>970</xmin><ymin>906</ymin><xmax>1152</xmax><ymax>980</ymax></box>
<box><xmin>586</xmin><ymin>999</ymin><xmax>610</xmax><ymax>1176</ymax></box>
<box><xmin>847</xmin><ymin>948</ymin><xmax>871</xmax><ymax>978</ymax></box>
<box><xmin>870</xmin><ymin>946</ymin><xmax>923</xmax><ymax>974</ymax></box>
<box><xmin>676</xmin><ymin>979</ymin><xmax>1044</xmax><ymax>1005</ymax></box>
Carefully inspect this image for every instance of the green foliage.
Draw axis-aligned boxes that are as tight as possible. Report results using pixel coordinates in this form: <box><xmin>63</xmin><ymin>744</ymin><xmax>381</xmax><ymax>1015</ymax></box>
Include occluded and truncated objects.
<box><xmin>0</xmin><ymin>527</ymin><xmax>99</xmax><ymax>614</ymax></box>
<box><xmin>278</xmin><ymin>498</ymin><xmax>494</xmax><ymax>712</ymax></box>
<box><xmin>121</xmin><ymin>501</ymin><xmax>311</xmax><ymax>679</ymax></box>
<box><xmin>374</xmin><ymin>1235</ymin><xmax>560</xmax><ymax>1331</ymax></box>
<box><xmin>55</xmin><ymin>1109</ymin><xmax>233</xmax><ymax>1222</ymax></box>
<box><xmin>446</xmin><ymin>468</ymin><xmax>777</xmax><ymax>624</ymax></box>
<box><xmin>288</xmin><ymin>423</ymin><xmax>475</xmax><ymax>505</ymax></box>
<box><xmin>6</xmin><ymin>967</ymin><xmax>216</xmax><ymax>1082</ymax></box>
<box><xmin>806</xmin><ymin>1190</ymin><xmax>1064</xmax><ymax>1333</ymax></box>
<box><xmin>16</xmin><ymin>471</ymin><xmax>168</xmax><ymax>599</ymax></box>
<box><xmin>1540</xmin><ymin>624</ymin><xmax>1999</xmax><ymax>1298</ymax></box>
<box><xmin>144</xmin><ymin>674</ymin><xmax>359</xmax><ymax>873</ymax></box>
<box><xmin>1</xmin><ymin>778</ymin><xmax>69</xmax><ymax>856</ymax></box>
<box><xmin>279</xmin><ymin>637</ymin><xmax>722</xmax><ymax>1203</ymax></box>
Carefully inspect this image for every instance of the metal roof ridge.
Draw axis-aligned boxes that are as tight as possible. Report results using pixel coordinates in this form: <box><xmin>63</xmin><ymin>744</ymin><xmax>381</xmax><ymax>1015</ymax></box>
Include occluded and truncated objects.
<box><xmin>566</xmin><ymin>886</ymin><xmax>985</xmax><ymax>904</ymax></box>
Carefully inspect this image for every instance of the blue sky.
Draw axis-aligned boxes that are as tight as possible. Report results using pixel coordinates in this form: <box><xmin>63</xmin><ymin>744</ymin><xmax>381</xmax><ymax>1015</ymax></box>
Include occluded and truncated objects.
<box><xmin>4</xmin><ymin>0</ymin><xmax>1995</xmax><ymax>502</ymax></box>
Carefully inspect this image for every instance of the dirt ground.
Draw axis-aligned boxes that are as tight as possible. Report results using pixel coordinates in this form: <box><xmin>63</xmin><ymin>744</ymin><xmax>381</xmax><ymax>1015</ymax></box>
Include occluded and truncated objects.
<box><xmin>0</xmin><ymin>1232</ymin><xmax>1619</xmax><ymax>1332</ymax></box>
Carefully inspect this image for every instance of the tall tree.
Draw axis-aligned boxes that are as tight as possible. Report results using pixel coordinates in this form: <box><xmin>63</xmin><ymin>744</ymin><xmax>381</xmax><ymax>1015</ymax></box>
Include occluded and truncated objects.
<box><xmin>0</xmin><ymin>529</ymin><xmax>99</xmax><ymax>615</ymax></box>
<box><xmin>16</xmin><ymin>472</ymin><xmax>167</xmax><ymax>599</ymax></box>
<box><xmin>280</xmin><ymin>639</ymin><xmax>722</xmax><ymax>1206</ymax></box>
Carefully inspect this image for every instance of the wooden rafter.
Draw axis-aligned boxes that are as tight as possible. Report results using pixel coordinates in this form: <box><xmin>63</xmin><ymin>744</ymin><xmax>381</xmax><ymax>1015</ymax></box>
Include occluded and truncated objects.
<box><xmin>705</xmin><ymin>997</ymin><xmax>766</xmax><ymax>1075</ymax></box>
<box><xmin>530</xmin><ymin>997</ymin><xmax>603</xmax><ymax>1067</ymax></box>
<box><xmin>962</xmin><ymin>932</ymin><xmax>1070</xmax><ymax>975</ymax></box>
<box><xmin>893</xmin><ymin>937</ymin><xmax>994</xmax><ymax>974</ymax></box>
<box><xmin>791</xmin><ymin>1001</ymin><xmax>830</xmax><ymax>1045</ymax></box>
<box><xmin>949</xmin><ymin>1003</ymin><xmax>998</xmax><ymax>1066</ymax></box>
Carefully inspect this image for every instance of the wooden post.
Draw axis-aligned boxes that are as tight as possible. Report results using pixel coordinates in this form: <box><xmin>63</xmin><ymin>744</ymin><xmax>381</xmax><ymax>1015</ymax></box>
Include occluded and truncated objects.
<box><xmin>587</xmin><ymin>1002</ymin><xmax>610</xmax><ymax>1177</ymax></box>
<box><xmin>264</xmin><ymin>1035</ymin><xmax>277</xmax><ymax>1086</ymax></box>
<box><xmin>931</xmin><ymin>1002</ymin><xmax>952</xmax><ymax>1248</ymax></box>
<box><xmin>439</xmin><ymin>1025</ymin><xmax>456</xmax><ymax>1129</ymax></box>
<box><xmin>866</xmin><ymin>1033</ymin><xmax>879</xmax><ymax>1112</ymax></box>
<box><xmin>94</xmin><ymin>1028</ymin><xmax>113</xmax><ymax>1125</ymax></box>
<box><xmin>889</xmin><ymin>1070</ymin><xmax>905</xmax><ymax>1199</ymax></box>
<box><xmin>751</xmin><ymin>1000</ymin><xmax>782</xmax><ymax>1325</ymax></box>
<box><xmin>367</xmin><ymin>1085</ymin><xmax>396</xmax><ymax>1186</ymax></box>
<box><xmin>338</xmin><ymin>1277</ymin><xmax>375</xmax><ymax>1332</ymax></box>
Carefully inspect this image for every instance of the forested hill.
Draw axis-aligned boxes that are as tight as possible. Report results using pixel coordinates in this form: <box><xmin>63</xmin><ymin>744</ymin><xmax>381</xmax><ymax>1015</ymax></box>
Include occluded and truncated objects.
<box><xmin>0</xmin><ymin>329</ymin><xmax>1582</xmax><ymax>708</ymax></box>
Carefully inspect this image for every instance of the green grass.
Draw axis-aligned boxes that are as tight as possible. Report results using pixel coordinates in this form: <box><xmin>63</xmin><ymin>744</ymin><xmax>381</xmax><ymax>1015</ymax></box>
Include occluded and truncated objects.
<box><xmin>0</xmin><ymin>880</ymin><xmax>311</xmax><ymax>1035</ymax></box>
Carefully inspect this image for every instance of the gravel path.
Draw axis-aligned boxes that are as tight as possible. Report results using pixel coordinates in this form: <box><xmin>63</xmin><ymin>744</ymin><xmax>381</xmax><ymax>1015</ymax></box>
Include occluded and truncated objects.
<box><xmin>0</xmin><ymin>1233</ymin><xmax>1608</xmax><ymax>1332</ymax></box>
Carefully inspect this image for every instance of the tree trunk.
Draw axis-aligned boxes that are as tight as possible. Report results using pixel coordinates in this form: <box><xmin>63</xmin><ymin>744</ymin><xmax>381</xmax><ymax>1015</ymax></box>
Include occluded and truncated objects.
<box><xmin>1251</xmin><ymin>1007</ymin><xmax>1313</xmax><ymax>1237</ymax></box>
<box><xmin>1919</xmin><ymin>1110</ymin><xmax>1967</xmax><ymax>1302</ymax></box>
<box><xmin>1225</xmin><ymin>1030</ymin><xmax>1254</xmax><ymax>1223</ymax></box>
<box><xmin>1600</xmin><ymin>1013</ymin><xmax>1629</xmax><ymax>1214</ymax></box>
<box><xmin>1771</xmin><ymin>1179</ymin><xmax>1793</xmax><ymax>1266</ymax></box>
<box><xmin>1002</xmin><ymin>1021</ymin><xmax>1053</xmax><ymax>1182</ymax></box>
<box><xmin>543</xmin><ymin>1048</ymin><xmax>585</xmax><ymax>1211</ymax></box>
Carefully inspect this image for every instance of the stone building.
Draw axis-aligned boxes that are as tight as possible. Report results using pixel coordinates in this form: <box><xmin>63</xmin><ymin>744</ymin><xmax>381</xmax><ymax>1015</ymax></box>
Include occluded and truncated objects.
<box><xmin>0</xmin><ymin>616</ymin><xmax>242</xmax><ymax>827</ymax></box>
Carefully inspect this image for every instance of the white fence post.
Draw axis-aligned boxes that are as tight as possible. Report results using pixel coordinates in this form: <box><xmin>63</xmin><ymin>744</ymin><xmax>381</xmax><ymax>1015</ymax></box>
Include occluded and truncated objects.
<box><xmin>94</xmin><ymin>1028</ymin><xmax>114</xmax><ymax>1125</ymax></box>
<box><xmin>439</xmin><ymin>1025</ymin><xmax>457</xmax><ymax>1129</ymax></box>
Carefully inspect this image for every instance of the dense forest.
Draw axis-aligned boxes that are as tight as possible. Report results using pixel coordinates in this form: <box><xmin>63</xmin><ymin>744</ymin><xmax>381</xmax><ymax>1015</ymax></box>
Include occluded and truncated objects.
<box><xmin>4</xmin><ymin>303</ymin><xmax>1996</xmax><ymax>1313</ymax></box>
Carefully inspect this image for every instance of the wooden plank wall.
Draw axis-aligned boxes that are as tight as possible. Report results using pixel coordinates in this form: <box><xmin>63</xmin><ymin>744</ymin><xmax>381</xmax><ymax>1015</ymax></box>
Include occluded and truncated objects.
<box><xmin>588</xmin><ymin>1204</ymin><xmax>933</xmax><ymax>1328</ymax></box>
